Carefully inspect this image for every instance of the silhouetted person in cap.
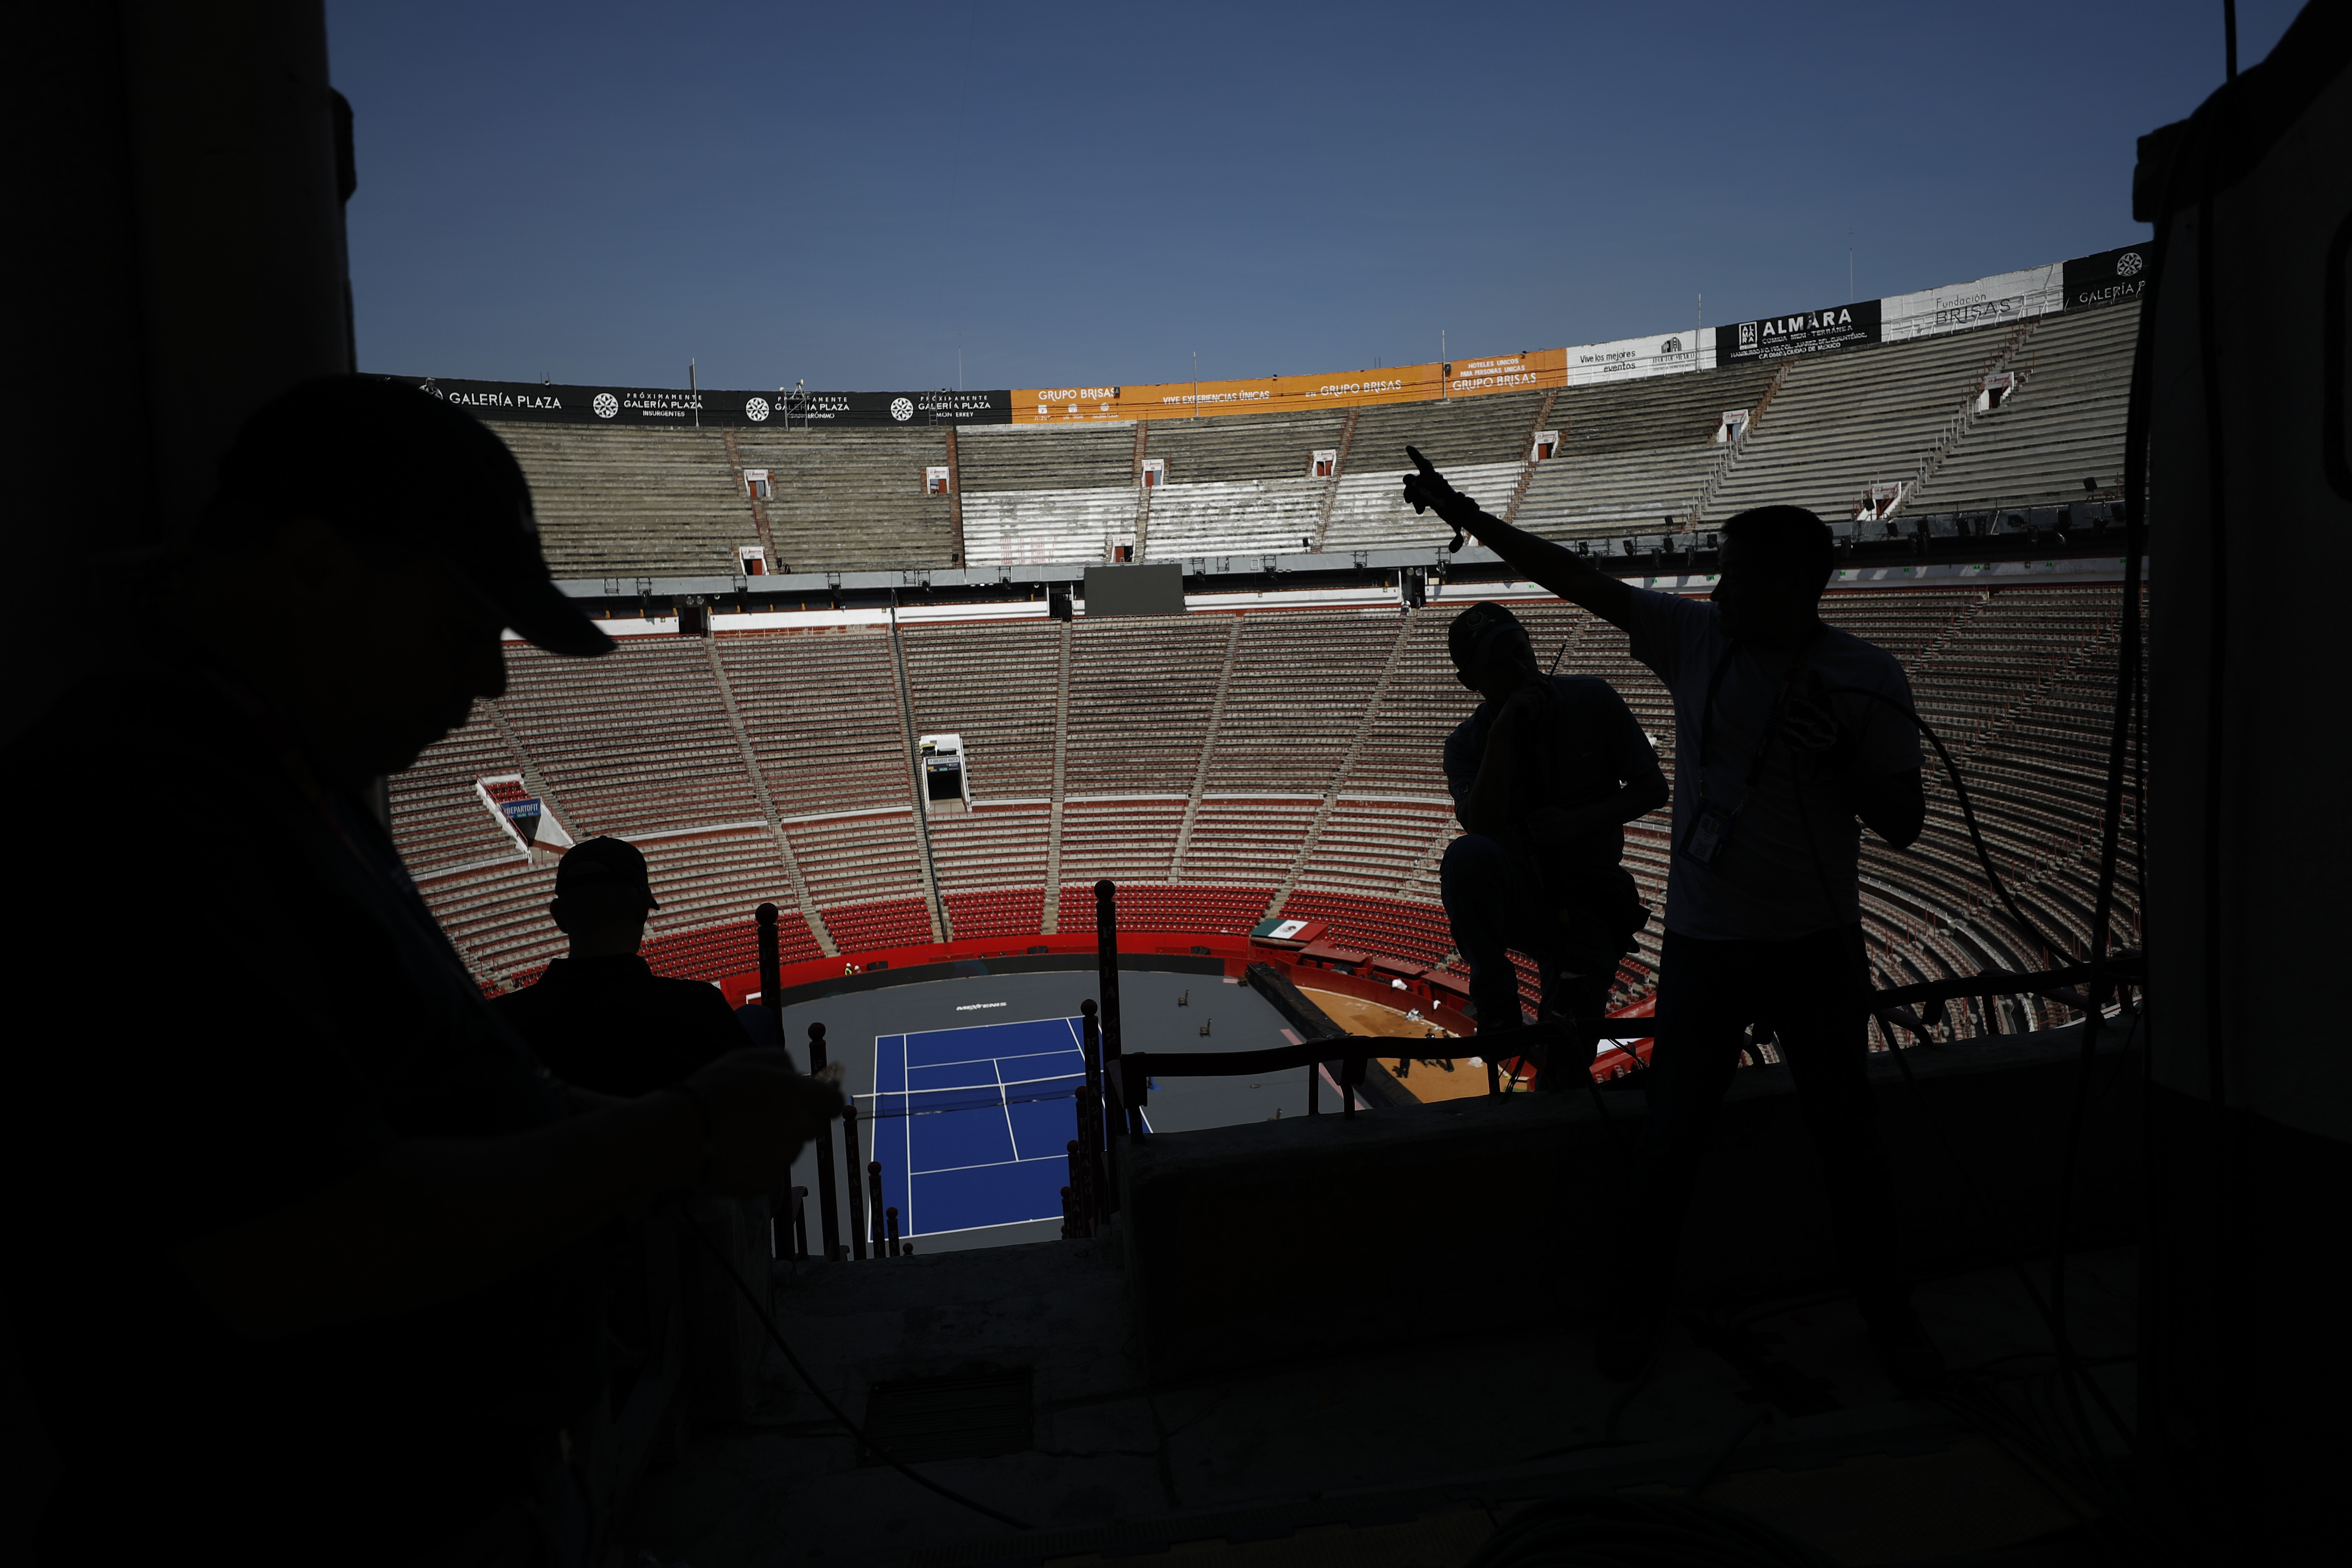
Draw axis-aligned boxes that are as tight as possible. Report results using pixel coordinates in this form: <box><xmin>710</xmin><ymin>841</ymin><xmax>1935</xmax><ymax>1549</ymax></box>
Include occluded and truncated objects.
<box><xmin>494</xmin><ymin>836</ymin><xmax>748</xmax><ymax>1096</ymax></box>
<box><xmin>2</xmin><ymin>377</ymin><xmax>840</xmax><ymax>1566</ymax></box>
<box><xmin>1401</xmin><ymin>452</ymin><xmax>1937</xmax><ymax>1392</ymax></box>
<box><xmin>1439</xmin><ymin>601</ymin><xmax>1666</xmax><ymax>1058</ymax></box>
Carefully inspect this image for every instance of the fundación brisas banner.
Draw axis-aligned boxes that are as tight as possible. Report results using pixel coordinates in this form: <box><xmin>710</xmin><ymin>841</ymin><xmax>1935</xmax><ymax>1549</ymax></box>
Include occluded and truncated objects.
<box><xmin>385</xmin><ymin>376</ymin><xmax>1013</xmax><ymax>428</ymax></box>
<box><xmin>1879</xmin><ymin>263</ymin><xmax>2065</xmax><ymax>343</ymax></box>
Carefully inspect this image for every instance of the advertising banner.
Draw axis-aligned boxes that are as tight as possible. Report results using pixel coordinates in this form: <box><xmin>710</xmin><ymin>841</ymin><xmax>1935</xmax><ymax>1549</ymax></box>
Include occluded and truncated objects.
<box><xmin>1879</xmin><ymin>264</ymin><xmax>2064</xmax><ymax>343</ymax></box>
<box><xmin>1561</xmin><ymin>329</ymin><xmax>1711</xmax><ymax>385</ymax></box>
<box><xmin>388</xmin><ymin>376</ymin><xmax>1011</xmax><ymax>428</ymax></box>
<box><xmin>1445</xmin><ymin>349</ymin><xmax>1565</xmax><ymax>398</ymax></box>
<box><xmin>1717</xmin><ymin>300</ymin><xmax>1882</xmax><ymax>363</ymax></box>
<box><xmin>2061</xmin><ymin>244</ymin><xmax>2155</xmax><ymax>311</ymax></box>
<box><xmin>1015</xmin><ymin>362</ymin><xmax>1448</xmax><ymax>425</ymax></box>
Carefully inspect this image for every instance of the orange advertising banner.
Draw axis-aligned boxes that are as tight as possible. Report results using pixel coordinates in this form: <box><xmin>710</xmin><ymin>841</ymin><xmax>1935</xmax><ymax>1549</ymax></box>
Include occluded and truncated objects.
<box><xmin>1013</xmin><ymin>347</ymin><xmax>1568</xmax><ymax>425</ymax></box>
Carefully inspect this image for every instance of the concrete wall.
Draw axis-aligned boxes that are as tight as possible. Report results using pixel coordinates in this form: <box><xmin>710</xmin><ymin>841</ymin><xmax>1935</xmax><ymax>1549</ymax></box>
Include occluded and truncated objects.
<box><xmin>1118</xmin><ymin>1025</ymin><xmax>2139</xmax><ymax>1380</ymax></box>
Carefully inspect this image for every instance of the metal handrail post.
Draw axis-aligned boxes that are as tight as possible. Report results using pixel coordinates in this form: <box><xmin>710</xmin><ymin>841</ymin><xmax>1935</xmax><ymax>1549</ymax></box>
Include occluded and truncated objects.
<box><xmin>807</xmin><ymin>1022</ymin><xmax>843</xmax><ymax>1261</ymax></box>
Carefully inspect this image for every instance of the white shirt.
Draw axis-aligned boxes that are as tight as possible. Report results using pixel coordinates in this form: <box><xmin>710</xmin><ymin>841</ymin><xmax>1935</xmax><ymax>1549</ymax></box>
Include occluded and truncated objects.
<box><xmin>1625</xmin><ymin>587</ymin><xmax>1921</xmax><ymax>941</ymax></box>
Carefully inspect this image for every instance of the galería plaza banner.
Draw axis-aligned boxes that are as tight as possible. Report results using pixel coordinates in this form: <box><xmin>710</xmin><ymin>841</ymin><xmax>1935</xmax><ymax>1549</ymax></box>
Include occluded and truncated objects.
<box><xmin>383</xmin><ymin>377</ymin><xmax>1013</xmax><ymax>428</ymax></box>
<box><xmin>391</xmin><ymin>246</ymin><xmax>2152</xmax><ymax>432</ymax></box>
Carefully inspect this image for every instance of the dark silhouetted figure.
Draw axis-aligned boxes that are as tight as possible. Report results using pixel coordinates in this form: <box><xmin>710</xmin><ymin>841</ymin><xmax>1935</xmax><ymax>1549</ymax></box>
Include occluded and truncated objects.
<box><xmin>495</xmin><ymin>836</ymin><xmax>747</xmax><ymax>1096</ymax></box>
<box><xmin>1402</xmin><ymin>454</ymin><xmax>1938</xmax><ymax>1390</ymax></box>
<box><xmin>1438</xmin><ymin>601</ymin><xmax>1666</xmax><ymax>1060</ymax></box>
<box><xmin>2</xmin><ymin>377</ymin><xmax>838</xmax><ymax>1566</ymax></box>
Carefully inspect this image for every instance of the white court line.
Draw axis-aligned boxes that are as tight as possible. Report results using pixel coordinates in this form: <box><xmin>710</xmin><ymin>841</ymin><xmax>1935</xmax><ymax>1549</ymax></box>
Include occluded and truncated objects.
<box><xmin>895</xmin><ymin>1044</ymin><xmax>1088</xmax><ymax>1073</ymax></box>
<box><xmin>911</xmin><ymin>1153</ymin><xmax>1071</xmax><ymax>1179</ymax></box>
<box><xmin>897</xmin><ymin>1015</ymin><xmax>1084</xmax><ymax>1049</ymax></box>
<box><xmin>857</xmin><ymin>1068</ymin><xmax>1084</xmax><ymax>1102</ymax></box>
<box><xmin>899</xmin><ymin>1031</ymin><xmax>914</xmax><ymax>1236</ymax></box>
<box><xmin>994</xmin><ymin>1054</ymin><xmax>1021</xmax><ymax>1160</ymax></box>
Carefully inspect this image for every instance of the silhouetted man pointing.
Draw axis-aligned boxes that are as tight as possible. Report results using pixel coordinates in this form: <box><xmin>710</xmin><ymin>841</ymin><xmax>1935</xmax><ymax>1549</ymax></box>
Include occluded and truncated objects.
<box><xmin>1401</xmin><ymin>450</ymin><xmax>1939</xmax><ymax>1390</ymax></box>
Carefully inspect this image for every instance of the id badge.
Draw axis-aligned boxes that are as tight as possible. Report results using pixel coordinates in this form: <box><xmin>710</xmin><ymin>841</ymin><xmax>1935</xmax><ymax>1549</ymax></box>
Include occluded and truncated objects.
<box><xmin>1681</xmin><ymin>798</ymin><xmax>1737</xmax><ymax>868</ymax></box>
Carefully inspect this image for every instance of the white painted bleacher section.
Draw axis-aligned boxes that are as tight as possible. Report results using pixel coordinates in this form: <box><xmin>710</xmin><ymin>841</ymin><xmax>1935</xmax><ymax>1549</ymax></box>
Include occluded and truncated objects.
<box><xmin>1321</xmin><ymin>389</ymin><xmax>1544</xmax><ymax>552</ymax></box>
<box><xmin>1322</xmin><ymin>463</ymin><xmax>1524</xmax><ymax>552</ymax></box>
<box><xmin>1144</xmin><ymin>477</ymin><xmax>1327</xmax><ymax>558</ymax></box>
<box><xmin>1144</xmin><ymin>412</ymin><xmax>1348</xmax><ymax>482</ymax></box>
<box><xmin>1512</xmin><ymin>359</ymin><xmax>1777</xmax><ymax>535</ymax></box>
<box><xmin>961</xmin><ymin>488</ymin><xmax>1138</xmax><ymax>566</ymax></box>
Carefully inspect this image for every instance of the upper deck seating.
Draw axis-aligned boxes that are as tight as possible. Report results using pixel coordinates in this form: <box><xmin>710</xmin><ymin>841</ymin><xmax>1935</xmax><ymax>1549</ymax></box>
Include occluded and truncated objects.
<box><xmin>1905</xmin><ymin>304</ymin><xmax>2140</xmax><ymax>513</ymax></box>
<box><xmin>1142</xmin><ymin>412</ymin><xmax>1349</xmax><ymax>483</ymax></box>
<box><xmin>1058</xmin><ymin>798</ymin><xmax>1186</xmax><ymax>887</ymax></box>
<box><xmin>955</xmin><ymin>423</ymin><xmax>1138</xmax><ymax>491</ymax></box>
<box><xmin>731</xmin><ymin>427</ymin><xmax>955</xmax><ymax>572</ymax></box>
<box><xmin>1293</xmin><ymin>799</ymin><xmax>1455</xmax><ymax>897</ymax></box>
<box><xmin>492</xmin><ymin>423</ymin><xmax>753</xmax><ymax>580</ymax></box>
<box><xmin>960</xmin><ymin>487</ymin><xmax>1138</xmax><ymax>567</ymax></box>
<box><xmin>1516</xmin><ymin>362</ymin><xmax>1781</xmax><ymax>537</ymax></box>
<box><xmin>787</xmin><ymin>811</ymin><xmax>930</xmax><ymax>916</ymax></box>
<box><xmin>1699</xmin><ymin>325</ymin><xmax>2010</xmax><ymax>524</ymax></box>
<box><xmin>1143</xmin><ymin>478</ymin><xmax>1328</xmax><ymax>558</ymax></box>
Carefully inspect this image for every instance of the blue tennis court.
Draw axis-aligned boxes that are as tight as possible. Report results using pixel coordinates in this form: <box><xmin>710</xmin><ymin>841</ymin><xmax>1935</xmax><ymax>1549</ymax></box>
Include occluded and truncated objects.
<box><xmin>865</xmin><ymin>1015</ymin><xmax>1141</xmax><ymax>1238</ymax></box>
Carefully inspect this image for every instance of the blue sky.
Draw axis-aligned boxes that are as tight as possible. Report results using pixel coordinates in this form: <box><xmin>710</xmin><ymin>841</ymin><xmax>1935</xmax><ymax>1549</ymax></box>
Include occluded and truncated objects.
<box><xmin>329</xmin><ymin>0</ymin><xmax>2301</xmax><ymax>392</ymax></box>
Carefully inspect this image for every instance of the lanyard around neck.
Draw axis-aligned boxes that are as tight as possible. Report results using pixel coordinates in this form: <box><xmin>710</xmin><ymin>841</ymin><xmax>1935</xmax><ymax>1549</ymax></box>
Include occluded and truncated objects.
<box><xmin>1697</xmin><ymin>622</ymin><xmax>1822</xmax><ymax>791</ymax></box>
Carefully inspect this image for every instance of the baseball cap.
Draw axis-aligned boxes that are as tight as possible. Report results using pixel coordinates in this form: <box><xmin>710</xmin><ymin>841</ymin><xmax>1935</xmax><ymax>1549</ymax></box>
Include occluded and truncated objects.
<box><xmin>1448</xmin><ymin>601</ymin><xmax>1529</xmax><ymax>688</ymax></box>
<box><xmin>554</xmin><ymin>836</ymin><xmax>660</xmax><ymax>909</ymax></box>
<box><xmin>201</xmin><ymin>376</ymin><xmax>615</xmax><ymax>658</ymax></box>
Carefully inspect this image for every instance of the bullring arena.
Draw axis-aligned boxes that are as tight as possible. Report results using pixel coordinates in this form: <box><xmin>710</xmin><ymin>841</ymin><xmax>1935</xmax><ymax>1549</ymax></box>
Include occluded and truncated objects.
<box><xmin>394</xmin><ymin>247</ymin><xmax>2146</xmax><ymax>1250</ymax></box>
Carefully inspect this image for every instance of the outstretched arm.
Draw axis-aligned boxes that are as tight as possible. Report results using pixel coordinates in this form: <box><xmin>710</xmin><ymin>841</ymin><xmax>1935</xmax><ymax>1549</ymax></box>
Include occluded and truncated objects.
<box><xmin>1402</xmin><ymin>447</ymin><xmax>1634</xmax><ymax>633</ymax></box>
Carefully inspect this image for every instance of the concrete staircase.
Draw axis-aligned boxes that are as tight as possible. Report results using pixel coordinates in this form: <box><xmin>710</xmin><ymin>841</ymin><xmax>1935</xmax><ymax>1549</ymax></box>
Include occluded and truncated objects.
<box><xmin>1040</xmin><ymin>622</ymin><xmax>1074</xmax><ymax>934</ymax></box>
<box><xmin>1167</xmin><ymin>618</ymin><xmax>1248</xmax><ymax>880</ymax></box>
<box><xmin>702</xmin><ymin>637</ymin><xmax>836</xmax><ymax>957</ymax></box>
<box><xmin>1264</xmin><ymin>615</ymin><xmax>1412</xmax><ymax>917</ymax></box>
